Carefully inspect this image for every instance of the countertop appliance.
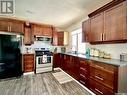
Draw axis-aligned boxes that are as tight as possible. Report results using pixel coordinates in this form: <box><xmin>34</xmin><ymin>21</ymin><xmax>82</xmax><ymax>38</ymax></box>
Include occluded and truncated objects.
<box><xmin>120</xmin><ymin>53</ymin><xmax>127</xmax><ymax>61</ymax></box>
<box><xmin>35</xmin><ymin>48</ymin><xmax>53</xmax><ymax>73</ymax></box>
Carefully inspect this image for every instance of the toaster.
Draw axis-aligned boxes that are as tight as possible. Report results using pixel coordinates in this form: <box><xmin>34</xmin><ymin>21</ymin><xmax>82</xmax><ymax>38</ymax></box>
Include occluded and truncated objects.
<box><xmin>120</xmin><ymin>53</ymin><xmax>127</xmax><ymax>61</ymax></box>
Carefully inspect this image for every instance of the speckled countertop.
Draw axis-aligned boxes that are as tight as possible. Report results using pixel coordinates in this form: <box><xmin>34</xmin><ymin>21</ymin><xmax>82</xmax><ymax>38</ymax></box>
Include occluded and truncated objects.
<box><xmin>60</xmin><ymin>53</ymin><xmax>127</xmax><ymax>67</ymax></box>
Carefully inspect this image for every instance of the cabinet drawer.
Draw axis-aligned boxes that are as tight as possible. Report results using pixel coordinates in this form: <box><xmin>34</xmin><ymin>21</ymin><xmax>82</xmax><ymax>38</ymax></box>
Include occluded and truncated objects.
<box><xmin>89</xmin><ymin>79</ymin><xmax>114</xmax><ymax>95</ymax></box>
<box><xmin>80</xmin><ymin>67</ymin><xmax>88</xmax><ymax>76</ymax></box>
<box><xmin>24</xmin><ymin>60</ymin><xmax>34</xmax><ymax>64</ymax></box>
<box><xmin>90</xmin><ymin>61</ymin><xmax>116</xmax><ymax>73</ymax></box>
<box><xmin>23</xmin><ymin>55</ymin><xmax>34</xmax><ymax>59</ymax></box>
<box><xmin>80</xmin><ymin>60</ymin><xmax>88</xmax><ymax>67</ymax></box>
<box><xmin>79</xmin><ymin>79</ymin><xmax>88</xmax><ymax>87</ymax></box>
<box><xmin>90</xmin><ymin>66</ymin><xmax>114</xmax><ymax>89</ymax></box>
<box><xmin>24</xmin><ymin>67</ymin><xmax>34</xmax><ymax>72</ymax></box>
<box><xmin>24</xmin><ymin>64</ymin><xmax>34</xmax><ymax>68</ymax></box>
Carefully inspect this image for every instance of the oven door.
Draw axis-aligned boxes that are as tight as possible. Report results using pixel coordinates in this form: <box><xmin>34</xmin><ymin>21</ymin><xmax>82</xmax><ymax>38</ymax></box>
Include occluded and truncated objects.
<box><xmin>36</xmin><ymin>56</ymin><xmax>52</xmax><ymax>68</ymax></box>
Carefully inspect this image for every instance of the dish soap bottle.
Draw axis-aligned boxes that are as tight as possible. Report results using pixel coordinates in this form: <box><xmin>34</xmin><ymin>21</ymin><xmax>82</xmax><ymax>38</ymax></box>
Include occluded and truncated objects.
<box><xmin>86</xmin><ymin>48</ymin><xmax>90</xmax><ymax>57</ymax></box>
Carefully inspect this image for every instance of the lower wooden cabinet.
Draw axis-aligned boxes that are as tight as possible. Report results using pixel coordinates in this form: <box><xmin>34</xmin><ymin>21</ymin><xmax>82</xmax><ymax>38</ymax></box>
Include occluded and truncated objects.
<box><xmin>23</xmin><ymin>54</ymin><xmax>35</xmax><ymax>73</ymax></box>
<box><xmin>89</xmin><ymin>79</ymin><xmax>114</xmax><ymax>95</ymax></box>
<box><xmin>53</xmin><ymin>53</ymin><xmax>61</xmax><ymax>68</ymax></box>
<box><xmin>79</xmin><ymin>59</ymin><xmax>89</xmax><ymax>87</ymax></box>
<box><xmin>56</xmin><ymin>54</ymin><xmax>127</xmax><ymax>95</ymax></box>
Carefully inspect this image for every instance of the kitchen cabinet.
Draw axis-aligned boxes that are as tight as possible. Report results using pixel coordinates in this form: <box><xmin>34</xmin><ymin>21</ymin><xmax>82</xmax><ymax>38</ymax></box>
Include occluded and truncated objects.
<box><xmin>86</xmin><ymin>0</ymin><xmax>127</xmax><ymax>44</ymax></box>
<box><xmin>0</xmin><ymin>19</ymin><xmax>9</xmax><ymax>32</ymax></box>
<box><xmin>58</xmin><ymin>54</ymin><xmax>79</xmax><ymax>80</ymax></box>
<box><xmin>52</xmin><ymin>27</ymin><xmax>58</xmax><ymax>46</ymax></box>
<box><xmin>89</xmin><ymin>13</ymin><xmax>104</xmax><ymax>42</ymax></box>
<box><xmin>53</xmin><ymin>53</ymin><xmax>61</xmax><ymax>68</ymax></box>
<box><xmin>24</xmin><ymin>25</ymin><xmax>34</xmax><ymax>45</ymax></box>
<box><xmin>79</xmin><ymin>59</ymin><xmax>89</xmax><ymax>87</ymax></box>
<box><xmin>82</xmin><ymin>19</ymin><xmax>90</xmax><ymax>42</ymax></box>
<box><xmin>9</xmin><ymin>20</ymin><xmax>24</xmax><ymax>33</ymax></box>
<box><xmin>67</xmin><ymin>56</ymin><xmax>79</xmax><ymax>80</ymax></box>
<box><xmin>42</xmin><ymin>26</ymin><xmax>53</xmax><ymax>37</ymax></box>
<box><xmin>59</xmin><ymin>53</ymin><xmax>127</xmax><ymax>94</ymax></box>
<box><xmin>89</xmin><ymin>79</ymin><xmax>114</xmax><ymax>95</ymax></box>
<box><xmin>23</xmin><ymin>54</ymin><xmax>35</xmax><ymax>72</ymax></box>
<box><xmin>89</xmin><ymin>61</ymin><xmax>118</xmax><ymax>95</ymax></box>
<box><xmin>104</xmin><ymin>1</ymin><xmax>127</xmax><ymax>41</ymax></box>
<box><xmin>57</xmin><ymin>32</ymin><xmax>64</xmax><ymax>46</ymax></box>
<box><xmin>52</xmin><ymin>27</ymin><xmax>69</xmax><ymax>46</ymax></box>
<box><xmin>0</xmin><ymin>18</ymin><xmax>24</xmax><ymax>33</ymax></box>
<box><xmin>32</xmin><ymin>24</ymin><xmax>53</xmax><ymax>37</ymax></box>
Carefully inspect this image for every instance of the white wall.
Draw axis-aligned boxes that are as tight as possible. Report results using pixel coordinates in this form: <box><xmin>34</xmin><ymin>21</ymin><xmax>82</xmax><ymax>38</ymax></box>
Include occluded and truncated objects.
<box><xmin>86</xmin><ymin>43</ymin><xmax>127</xmax><ymax>59</ymax></box>
<box><xmin>67</xmin><ymin>36</ymin><xmax>127</xmax><ymax>59</ymax></box>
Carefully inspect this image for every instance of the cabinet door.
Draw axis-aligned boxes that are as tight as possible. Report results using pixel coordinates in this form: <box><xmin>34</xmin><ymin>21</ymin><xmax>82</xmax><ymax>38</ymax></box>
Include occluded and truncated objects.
<box><xmin>53</xmin><ymin>53</ymin><xmax>61</xmax><ymax>68</ymax></box>
<box><xmin>58</xmin><ymin>32</ymin><xmax>64</xmax><ymax>46</ymax></box>
<box><xmin>0</xmin><ymin>19</ymin><xmax>9</xmax><ymax>32</ymax></box>
<box><xmin>89</xmin><ymin>13</ymin><xmax>104</xmax><ymax>42</ymax></box>
<box><xmin>89</xmin><ymin>79</ymin><xmax>114</xmax><ymax>95</ymax></box>
<box><xmin>52</xmin><ymin>27</ymin><xmax>58</xmax><ymax>46</ymax></box>
<box><xmin>23</xmin><ymin>54</ymin><xmax>34</xmax><ymax>72</ymax></box>
<box><xmin>24</xmin><ymin>27</ymin><xmax>33</xmax><ymax>45</ymax></box>
<box><xmin>104</xmin><ymin>1</ymin><xmax>127</xmax><ymax>41</ymax></box>
<box><xmin>33</xmin><ymin>25</ymin><xmax>43</xmax><ymax>36</ymax></box>
<box><xmin>42</xmin><ymin>26</ymin><xmax>53</xmax><ymax>37</ymax></box>
<box><xmin>10</xmin><ymin>20</ymin><xmax>24</xmax><ymax>33</ymax></box>
<box><xmin>82</xmin><ymin>19</ymin><xmax>90</xmax><ymax>42</ymax></box>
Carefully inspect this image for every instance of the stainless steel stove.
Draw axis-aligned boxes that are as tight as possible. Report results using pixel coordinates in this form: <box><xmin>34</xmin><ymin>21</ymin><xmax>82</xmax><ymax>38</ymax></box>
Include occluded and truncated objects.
<box><xmin>35</xmin><ymin>48</ymin><xmax>53</xmax><ymax>73</ymax></box>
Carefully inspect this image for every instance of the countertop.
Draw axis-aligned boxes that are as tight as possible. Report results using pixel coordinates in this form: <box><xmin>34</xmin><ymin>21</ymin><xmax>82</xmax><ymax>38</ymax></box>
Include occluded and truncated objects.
<box><xmin>60</xmin><ymin>53</ymin><xmax>127</xmax><ymax>67</ymax></box>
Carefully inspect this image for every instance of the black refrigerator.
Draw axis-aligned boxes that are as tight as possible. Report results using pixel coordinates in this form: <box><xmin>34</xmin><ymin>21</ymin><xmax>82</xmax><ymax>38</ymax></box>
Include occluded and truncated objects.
<box><xmin>0</xmin><ymin>34</ymin><xmax>22</xmax><ymax>79</ymax></box>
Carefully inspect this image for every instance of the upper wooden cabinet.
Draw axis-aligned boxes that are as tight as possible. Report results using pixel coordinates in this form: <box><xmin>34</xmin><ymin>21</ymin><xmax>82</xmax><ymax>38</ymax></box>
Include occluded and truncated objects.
<box><xmin>0</xmin><ymin>19</ymin><xmax>9</xmax><ymax>32</ymax></box>
<box><xmin>52</xmin><ymin>27</ymin><xmax>58</xmax><ymax>46</ymax></box>
<box><xmin>89</xmin><ymin>13</ymin><xmax>104</xmax><ymax>42</ymax></box>
<box><xmin>9</xmin><ymin>20</ymin><xmax>24</xmax><ymax>33</ymax></box>
<box><xmin>0</xmin><ymin>18</ymin><xmax>24</xmax><ymax>33</ymax></box>
<box><xmin>57</xmin><ymin>32</ymin><xmax>68</xmax><ymax>46</ymax></box>
<box><xmin>23</xmin><ymin>25</ymin><xmax>34</xmax><ymax>45</ymax></box>
<box><xmin>57</xmin><ymin>32</ymin><xmax>64</xmax><ymax>46</ymax></box>
<box><xmin>52</xmin><ymin>27</ymin><xmax>69</xmax><ymax>46</ymax></box>
<box><xmin>104</xmin><ymin>1</ymin><xmax>127</xmax><ymax>41</ymax></box>
<box><xmin>82</xmin><ymin>19</ymin><xmax>90</xmax><ymax>42</ymax></box>
<box><xmin>84</xmin><ymin>0</ymin><xmax>127</xmax><ymax>44</ymax></box>
<box><xmin>32</xmin><ymin>24</ymin><xmax>53</xmax><ymax>37</ymax></box>
<box><xmin>42</xmin><ymin>26</ymin><xmax>53</xmax><ymax>37</ymax></box>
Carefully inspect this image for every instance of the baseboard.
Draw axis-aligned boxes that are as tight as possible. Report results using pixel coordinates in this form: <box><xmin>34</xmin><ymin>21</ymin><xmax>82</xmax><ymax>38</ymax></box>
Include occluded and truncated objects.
<box><xmin>59</xmin><ymin>68</ymin><xmax>95</xmax><ymax>95</ymax></box>
<box><xmin>23</xmin><ymin>72</ymin><xmax>34</xmax><ymax>75</ymax></box>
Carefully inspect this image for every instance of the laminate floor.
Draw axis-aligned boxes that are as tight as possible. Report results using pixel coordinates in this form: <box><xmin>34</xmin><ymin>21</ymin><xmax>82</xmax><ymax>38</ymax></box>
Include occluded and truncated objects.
<box><xmin>0</xmin><ymin>71</ymin><xmax>93</xmax><ymax>95</ymax></box>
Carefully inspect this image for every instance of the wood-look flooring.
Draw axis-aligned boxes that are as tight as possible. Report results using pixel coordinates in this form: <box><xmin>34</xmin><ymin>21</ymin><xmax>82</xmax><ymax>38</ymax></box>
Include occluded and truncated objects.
<box><xmin>0</xmin><ymin>72</ymin><xmax>92</xmax><ymax>95</ymax></box>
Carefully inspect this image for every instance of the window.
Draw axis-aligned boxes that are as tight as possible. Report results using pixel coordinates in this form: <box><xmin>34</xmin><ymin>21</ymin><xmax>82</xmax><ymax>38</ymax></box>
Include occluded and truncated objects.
<box><xmin>71</xmin><ymin>28</ymin><xmax>86</xmax><ymax>54</ymax></box>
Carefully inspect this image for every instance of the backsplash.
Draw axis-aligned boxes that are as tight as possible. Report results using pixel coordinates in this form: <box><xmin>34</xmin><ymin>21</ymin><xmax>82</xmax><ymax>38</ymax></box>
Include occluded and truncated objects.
<box><xmin>86</xmin><ymin>43</ymin><xmax>127</xmax><ymax>59</ymax></box>
<box><xmin>21</xmin><ymin>41</ymin><xmax>66</xmax><ymax>54</ymax></box>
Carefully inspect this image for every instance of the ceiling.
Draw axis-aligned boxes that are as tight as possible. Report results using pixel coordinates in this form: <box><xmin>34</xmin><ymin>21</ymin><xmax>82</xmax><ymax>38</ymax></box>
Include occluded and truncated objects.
<box><xmin>12</xmin><ymin>0</ymin><xmax>112</xmax><ymax>29</ymax></box>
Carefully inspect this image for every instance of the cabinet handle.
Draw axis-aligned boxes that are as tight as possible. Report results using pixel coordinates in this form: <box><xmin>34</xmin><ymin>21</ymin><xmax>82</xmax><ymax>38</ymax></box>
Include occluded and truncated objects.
<box><xmin>102</xmin><ymin>33</ymin><xmax>103</xmax><ymax>41</ymax></box>
<box><xmin>95</xmin><ymin>65</ymin><xmax>104</xmax><ymax>69</ymax></box>
<box><xmin>95</xmin><ymin>75</ymin><xmax>103</xmax><ymax>81</ymax></box>
<box><xmin>103</xmin><ymin>33</ymin><xmax>106</xmax><ymax>41</ymax></box>
<box><xmin>95</xmin><ymin>88</ymin><xmax>103</xmax><ymax>94</ymax></box>
<box><xmin>8</xmin><ymin>26</ymin><xmax>9</xmax><ymax>31</ymax></box>
<box><xmin>80</xmin><ymin>74</ymin><xmax>87</xmax><ymax>79</ymax></box>
<box><xmin>10</xmin><ymin>26</ymin><xmax>11</xmax><ymax>31</ymax></box>
<box><xmin>80</xmin><ymin>80</ymin><xmax>86</xmax><ymax>85</ymax></box>
<box><xmin>80</xmin><ymin>67</ymin><xmax>87</xmax><ymax>72</ymax></box>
